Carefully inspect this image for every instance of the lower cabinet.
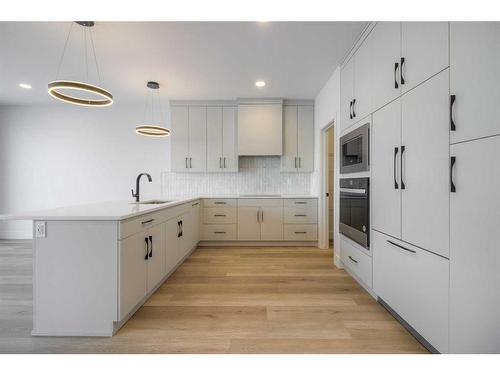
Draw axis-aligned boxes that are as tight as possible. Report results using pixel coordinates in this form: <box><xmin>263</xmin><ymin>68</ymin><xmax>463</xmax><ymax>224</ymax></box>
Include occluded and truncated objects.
<box><xmin>340</xmin><ymin>237</ymin><xmax>372</xmax><ymax>288</ymax></box>
<box><xmin>146</xmin><ymin>224</ymin><xmax>165</xmax><ymax>293</ymax></box>
<box><xmin>237</xmin><ymin>199</ymin><xmax>283</xmax><ymax>241</ymax></box>
<box><xmin>372</xmin><ymin>230</ymin><xmax>449</xmax><ymax>353</ymax></box>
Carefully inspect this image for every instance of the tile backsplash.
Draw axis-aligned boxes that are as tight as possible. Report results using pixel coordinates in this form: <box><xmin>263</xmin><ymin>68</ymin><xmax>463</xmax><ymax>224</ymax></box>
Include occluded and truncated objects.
<box><xmin>161</xmin><ymin>156</ymin><xmax>311</xmax><ymax>196</ymax></box>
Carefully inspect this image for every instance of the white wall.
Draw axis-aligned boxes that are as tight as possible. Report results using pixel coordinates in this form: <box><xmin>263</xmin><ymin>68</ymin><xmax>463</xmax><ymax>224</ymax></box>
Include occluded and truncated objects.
<box><xmin>0</xmin><ymin>103</ymin><xmax>170</xmax><ymax>238</ymax></box>
<box><xmin>312</xmin><ymin>66</ymin><xmax>341</xmax><ymax>262</ymax></box>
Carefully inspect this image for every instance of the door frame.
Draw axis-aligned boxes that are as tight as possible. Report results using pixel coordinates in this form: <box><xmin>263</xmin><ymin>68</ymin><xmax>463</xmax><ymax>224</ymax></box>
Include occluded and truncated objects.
<box><xmin>318</xmin><ymin>119</ymin><xmax>343</xmax><ymax>268</ymax></box>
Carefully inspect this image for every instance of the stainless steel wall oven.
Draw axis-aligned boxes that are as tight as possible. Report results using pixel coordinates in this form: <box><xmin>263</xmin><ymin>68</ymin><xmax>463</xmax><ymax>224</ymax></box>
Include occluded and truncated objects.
<box><xmin>339</xmin><ymin>177</ymin><xmax>369</xmax><ymax>248</ymax></box>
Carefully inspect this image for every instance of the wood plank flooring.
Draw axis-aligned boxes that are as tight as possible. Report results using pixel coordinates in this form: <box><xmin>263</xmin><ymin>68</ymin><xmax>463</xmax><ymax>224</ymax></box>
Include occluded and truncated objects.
<box><xmin>0</xmin><ymin>240</ymin><xmax>427</xmax><ymax>353</ymax></box>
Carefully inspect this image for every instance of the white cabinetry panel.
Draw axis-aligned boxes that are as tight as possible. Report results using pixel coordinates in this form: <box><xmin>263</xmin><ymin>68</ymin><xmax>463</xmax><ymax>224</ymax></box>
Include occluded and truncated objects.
<box><xmin>297</xmin><ymin>105</ymin><xmax>314</xmax><ymax>172</ymax></box>
<box><xmin>282</xmin><ymin>105</ymin><xmax>298</xmax><ymax>172</ymax></box>
<box><xmin>371</xmin><ymin>98</ymin><xmax>402</xmax><ymax>239</ymax></box>
<box><xmin>340</xmin><ymin>56</ymin><xmax>355</xmax><ymax>130</ymax></box>
<box><xmin>188</xmin><ymin>106</ymin><xmax>207</xmax><ymax>172</ymax></box>
<box><xmin>401</xmin><ymin>22</ymin><xmax>449</xmax><ymax>93</ymax></box>
<box><xmin>238</xmin><ymin>103</ymin><xmax>282</xmax><ymax>155</ymax></box>
<box><xmin>146</xmin><ymin>224</ymin><xmax>165</xmax><ymax>293</ymax></box>
<box><xmin>170</xmin><ymin>106</ymin><xmax>190</xmax><ymax>172</ymax></box>
<box><xmin>353</xmin><ymin>33</ymin><xmax>372</xmax><ymax>121</ymax></box>
<box><xmin>450</xmin><ymin>22</ymin><xmax>500</xmax><ymax>143</ymax></box>
<box><xmin>260</xmin><ymin>206</ymin><xmax>283</xmax><ymax>240</ymax></box>
<box><xmin>237</xmin><ymin>206</ymin><xmax>261</xmax><ymax>240</ymax></box>
<box><xmin>401</xmin><ymin>70</ymin><xmax>450</xmax><ymax>258</ymax></box>
<box><xmin>206</xmin><ymin>106</ymin><xmax>223</xmax><ymax>172</ymax></box>
<box><xmin>450</xmin><ymin>135</ymin><xmax>500</xmax><ymax>353</ymax></box>
<box><xmin>222</xmin><ymin>106</ymin><xmax>238</xmax><ymax>172</ymax></box>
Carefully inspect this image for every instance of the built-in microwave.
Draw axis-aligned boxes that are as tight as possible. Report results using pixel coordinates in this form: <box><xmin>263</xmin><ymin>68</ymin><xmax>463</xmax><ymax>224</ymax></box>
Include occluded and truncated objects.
<box><xmin>340</xmin><ymin>123</ymin><xmax>369</xmax><ymax>174</ymax></box>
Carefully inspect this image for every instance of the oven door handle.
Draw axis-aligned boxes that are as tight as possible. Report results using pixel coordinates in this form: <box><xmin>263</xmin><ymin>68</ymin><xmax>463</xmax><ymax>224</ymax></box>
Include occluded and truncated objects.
<box><xmin>339</xmin><ymin>188</ymin><xmax>366</xmax><ymax>194</ymax></box>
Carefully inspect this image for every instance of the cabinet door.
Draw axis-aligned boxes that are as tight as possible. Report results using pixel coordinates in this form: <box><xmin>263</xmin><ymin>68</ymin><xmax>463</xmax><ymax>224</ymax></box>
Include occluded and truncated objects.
<box><xmin>371</xmin><ymin>22</ymin><xmax>401</xmax><ymax>112</ymax></box>
<box><xmin>282</xmin><ymin>105</ymin><xmax>298</xmax><ymax>172</ymax></box>
<box><xmin>401</xmin><ymin>71</ymin><xmax>450</xmax><ymax>258</ymax></box>
<box><xmin>401</xmin><ymin>22</ymin><xmax>449</xmax><ymax>93</ymax></box>
<box><xmin>297</xmin><ymin>105</ymin><xmax>314</xmax><ymax>172</ymax></box>
<box><xmin>371</xmin><ymin>98</ymin><xmax>402</xmax><ymax>239</ymax></box>
<box><xmin>188</xmin><ymin>106</ymin><xmax>207</xmax><ymax>172</ymax></box>
<box><xmin>450</xmin><ymin>136</ymin><xmax>500</xmax><ymax>353</ymax></box>
<box><xmin>165</xmin><ymin>218</ymin><xmax>180</xmax><ymax>275</ymax></box>
<box><xmin>340</xmin><ymin>56</ymin><xmax>355</xmax><ymax>130</ymax></box>
<box><xmin>260</xmin><ymin>206</ymin><xmax>283</xmax><ymax>241</ymax></box>
<box><xmin>450</xmin><ymin>22</ymin><xmax>500</xmax><ymax>143</ymax></box>
<box><xmin>190</xmin><ymin>201</ymin><xmax>201</xmax><ymax>246</ymax></box>
<box><xmin>353</xmin><ymin>33</ymin><xmax>372</xmax><ymax>121</ymax></box>
<box><xmin>206</xmin><ymin>106</ymin><xmax>223</xmax><ymax>172</ymax></box>
<box><xmin>119</xmin><ymin>232</ymin><xmax>147</xmax><ymax>320</ymax></box>
<box><xmin>237</xmin><ymin>206</ymin><xmax>261</xmax><ymax>240</ymax></box>
<box><xmin>146</xmin><ymin>224</ymin><xmax>165</xmax><ymax>293</ymax></box>
<box><xmin>222</xmin><ymin>106</ymin><xmax>238</xmax><ymax>172</ymax></box>
<box><xmin>178</xmin><ymin>212</ymin><xmax>192</xmax><ymax>260</ymax></box>
<box><xmin>170</xmin><ymin>106</ymin><xmax>190</xmax><ymax>172</ymax></box>
<box><xmin>372</xmin><ymin>231</ymin><xmax>449</xmax><ymax>353</ymax></box>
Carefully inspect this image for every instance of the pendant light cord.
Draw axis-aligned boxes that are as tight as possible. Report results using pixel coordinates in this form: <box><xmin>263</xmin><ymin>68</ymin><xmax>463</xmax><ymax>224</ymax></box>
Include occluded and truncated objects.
<box><xmin>89</xmin><ymin>27</ymin><xmax>102</xmax><ymax>85</ymax></box>
<box><xmin>55</xmin><ymin>22</ymin><xmax>74</xmax><ymax>79</ymax></box>
<box><xmin>84</xmin><ymin>27</ymin><xmax>89</xmax><ymax>81</ymax></box>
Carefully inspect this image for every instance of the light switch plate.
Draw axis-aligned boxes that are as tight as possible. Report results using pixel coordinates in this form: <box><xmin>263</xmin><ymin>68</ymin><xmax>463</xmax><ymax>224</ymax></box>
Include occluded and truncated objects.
<box><xmin>35</xmin><ymin>222</ymin><xmax>46</xmax><ymax>238</ymax></box>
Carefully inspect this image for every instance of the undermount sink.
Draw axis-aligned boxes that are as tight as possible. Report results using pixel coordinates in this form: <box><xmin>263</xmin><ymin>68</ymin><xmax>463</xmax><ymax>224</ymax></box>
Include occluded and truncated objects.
<box><xmin>132</xmin><ymin>200</ymin><xmax>172</xmax><ymax>205</ymax></box>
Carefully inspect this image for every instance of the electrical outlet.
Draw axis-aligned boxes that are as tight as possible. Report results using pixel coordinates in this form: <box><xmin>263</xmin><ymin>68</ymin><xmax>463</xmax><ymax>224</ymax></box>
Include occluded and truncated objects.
<box><xmin>35</xmin><ymin>222</ymin><xmax>46</xmax><ymax>238</ymax></box>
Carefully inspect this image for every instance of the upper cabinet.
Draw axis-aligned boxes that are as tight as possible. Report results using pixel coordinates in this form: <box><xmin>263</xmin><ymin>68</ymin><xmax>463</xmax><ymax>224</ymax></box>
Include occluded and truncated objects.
<box><xmin>207</xmin><ymin>106</ymin><xmax>238</xmax><ymax>172</ymax></box>
<box><xmin>238</xmin><ymin>100</ymin><xmax>283</xmax><ymax>156</ymax></box>
<box><xmin>371</xmin><ymin>22</ymin><xmax>402</xmax><ymax>112</ymax></box>
<box><xmin>450</xmin><ymin>22</ymin><xmax>500</xmax><ymax>144</ymax></box>
<box><xmin>401</xmin><ymin>22</ymin><xmax>449</xmax><ymax>94</ymax></box>
<box><xmin>282</xmin><ymin>105</ymin><xmax>314</xmax><ymax>172</ymax></box>
<box><xmin>340</xmin><ymin>34</ymin><xmax>372</xmax><ymax>130</ymax></box>
<box><xmin>170</xmin><ymin>105</ymin><xmax>207</xmax><ymax>172</ymax></box>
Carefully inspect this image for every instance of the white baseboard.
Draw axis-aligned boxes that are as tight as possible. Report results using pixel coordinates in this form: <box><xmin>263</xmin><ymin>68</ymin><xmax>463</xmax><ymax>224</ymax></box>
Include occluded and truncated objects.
<box><xmin>198</xmin><ymin>241</ymin><xmax>319</xmax><ymax>247</ymax></box>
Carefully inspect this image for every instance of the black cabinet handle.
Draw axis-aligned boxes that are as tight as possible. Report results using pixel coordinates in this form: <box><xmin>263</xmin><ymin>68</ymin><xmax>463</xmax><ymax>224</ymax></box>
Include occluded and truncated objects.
<box><xmin>294</xmin><ymin>231</ymin><xmax>307</xmax><ymax>234</ymax></box>
<box><xmin>450</xmin><ymin>156</ymin><xmax>456</xmax><ymax>193</ymax></box>
<box><xmin>141</xmin><ymin>219</ymin><xmax>154</xmax><ymax>225</ymax></box>
<box><xmin>214</xmin><ymin>201</ymin><xmax>227</xmax><ymax>205</ymax></box>
<box><xmin>224</xmin><ymin>157</ymin><xmax>226</xmax><ymax>168</ymax></box>
<box><xmin>177</xmin><ymin>221</ymin><xmax>181</xmax><ymax>238</ymax></box>
<box><xmin>148</xmin><ymin>235</ymin><xmax>153</xmax><ymax>258</ymax></box>
<box><xmin>394</xmin><ymin>62</ymin><xmax>399</xmax><ymax>89</ymax></box>
<box><xmin>450</xmin><ymin>95</ymin><xmax>456</xmax><ymax>131</ymax></box>
<box><xmin>214</xmin><ymin>231</ymin><xmax>226</xmax><ymax>234</ymax></box>
<box><xmin>294</xmin><ymin>214</ymin><xmax>307</xmax><ymax>217</ymax></box>
<box><xmin>352</xmin><ymin>99</ymin><xmax>356</xmax><ymax>118</ymax></box>
<box><xmin>144</xmin><ymin>237</ymin><xmax>149</xmax><ymax>260</ymax></box>
<box><xmin>214</xmin><ymin>214</ymin><xmax>227</xmax><ymax>217</ymax></box>
<box><xmin>400</xmin><ymin>145</ymin><xmax>406</xmax><ymax>190</ymax></box>
<box><xmin>394</xmin><ymin>147</ymin><xmax>399</xmax><ymax>189</ymax></box>
<box><xmin>400</xmin><ymin>57</ymin><xmax>405</xmax><ymax>85</ymax></box>
<box><xmin>387</xmin><ymin>240</ymin><xmax>416</xmax><ymax>254</ymax></box>
<box><xmin>348</xmin><ymin>255</ymin><xmax>358</xmax><ymax>264</ymax></box>
<box><xmin>180</xmin><ymin>220</ymin><xmax>183</xmax><ymax>237</ymax></box>
<box><xmin>349</xmin><ymin>100</ymin><xmax>353</xmax><ymax>119</ymax></box>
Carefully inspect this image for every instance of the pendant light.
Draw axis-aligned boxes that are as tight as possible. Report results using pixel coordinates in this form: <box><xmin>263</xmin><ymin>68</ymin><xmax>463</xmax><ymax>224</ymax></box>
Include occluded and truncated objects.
<box><xmin>136</xmin><ymin>81</ymin><xmax>170</xmax><ymax>137</ymax></box>
<box><xmin>48</xmin><ymin>21</ymin><xmax>113</xmax><ymax>107</ymax></box>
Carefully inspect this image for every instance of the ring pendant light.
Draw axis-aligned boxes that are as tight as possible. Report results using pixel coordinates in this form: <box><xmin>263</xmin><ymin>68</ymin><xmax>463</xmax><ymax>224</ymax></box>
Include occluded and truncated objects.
<box><xmin>48</xmin><ymin>21</ymin><xmax>113</xmax><ymax>107</ymax></box>
<box><xmin>136</xmin><ymin>81</ymin><xmax>170</xmax><ymax>137</ymax></box>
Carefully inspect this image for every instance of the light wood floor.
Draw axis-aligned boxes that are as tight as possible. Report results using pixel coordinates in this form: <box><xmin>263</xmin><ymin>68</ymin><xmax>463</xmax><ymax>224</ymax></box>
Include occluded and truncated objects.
<box><xmin>0</xmin><ymin>240</ymin><xmax>427</xmax><ymax>354</ymax></box>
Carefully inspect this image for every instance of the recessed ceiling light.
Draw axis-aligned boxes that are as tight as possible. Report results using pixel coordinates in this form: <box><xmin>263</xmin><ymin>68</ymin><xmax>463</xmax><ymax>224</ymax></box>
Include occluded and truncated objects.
<box><xmin>19</xmin><ymin>83</ymin><xmax>32</xmax><ymax>89</ymax></box>
<box><xmin>255</xmin><ymin>81</ymin><xmax>266</xmax><ymax>88</ymax></box>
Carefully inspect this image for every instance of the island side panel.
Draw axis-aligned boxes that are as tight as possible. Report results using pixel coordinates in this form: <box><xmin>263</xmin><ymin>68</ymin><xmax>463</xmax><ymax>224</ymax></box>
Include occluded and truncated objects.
<box><xmin>32</xmin><ymin>220</ymin><xmax>118</xmax><ymax>336</ymax></box>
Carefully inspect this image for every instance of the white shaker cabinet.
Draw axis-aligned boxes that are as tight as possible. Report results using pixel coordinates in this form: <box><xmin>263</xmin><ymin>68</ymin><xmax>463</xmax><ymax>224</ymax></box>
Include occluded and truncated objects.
<box><xmin>400</xmin><ymin>22</ymin><xmax>449</xmax><ymax>93</ymax></box>
<box><xmin>449</xmin><ymin>135</ymin><xmax>500</xmax><ymax>353</ymax></box>
<box><xmin>170</xmin><ymin>106</ymin><xmax>190</xmax><ymax>172</ymax></box>
<box><xmin>146</xmin><ymin>224</ymin><xmax>165</xmax><ymax>294</ymax></box>
<box><xmin>282</xmin><ymin>105</ymin><xmax>314</xmax><ymax>172</ymax></box>
<box><xmin>207</xmin><ymin>106</ymin><xmax>238</xmax><ymax>172</ymax></box>
<box><xmin>371</xmin><ymin>22</ymin><xmax>402</xmax><ymax>112</ymax></box>
<box><xmin>170</xmin><ymin>105</ymin><xmax>207</xmax><ymax>172</ymax></box>
<box><xmin>165</xmin><ymin>218</ymin><xmax>181</xmax><ymax>274</ymax></box>
<box><xmin>353</xmin><ymin>33</ymin><xmax>372</xmax><ymax>122</ymax></box>
<box><xmin>237</xmin><ymin>199</ymin><xmax>284</xmax><ymax>241</ymax></box>
<box><xmin>340</xmin><ymin>56</ymin><xmax>355</xmax><ymax>130</ymax></box>
<box><xmin>237</xmin><ymin>206</ymin><xmax>261</xmax><ymax>240</ymax></box>
<box><xmin>450</xmin><ymin>22</ymin><xmax>500</xmax><ymax>143</ymax></box>
<box><xmin>371</xmin><ymin>98</ymin><xmax>402</xmax><ymax>239</ymax></box>
<box><xmin>401</xmin><ymin>70</ymin><xmax>450</xmax><ymax>258</ymax></box>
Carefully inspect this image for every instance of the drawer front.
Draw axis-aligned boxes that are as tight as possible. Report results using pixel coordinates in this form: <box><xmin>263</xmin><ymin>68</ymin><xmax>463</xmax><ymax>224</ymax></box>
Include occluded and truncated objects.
<box><xmin>284</xmin><ymin>206</ymin><xmax>318</xmax><ymax>224</ymax></box>
<box><xmin>202</xmin><ymin>224</ymin><xmax>237</xmax><ymax>241</ymax></box>
<box><xmin>203</xmin><ymin>207</ymin><xmax>237</xmax><ymax>224</ymax></box>
<box><xmin>283</xmin><ymin>224</ymin><xmax>318</xmax><ymax>241</ymax></box>
<box><xmin>120</xmin><ymin>212</ymin><xmax>162</xmax><ymax>240</ymax></box>
<box><xmin>372</xmin><ymin>230</ymin><xmax>449</xmax><ymax>353</ymax></box>
<box><xmin>284</xmin><ymin>198</ymin><xmax>317</xmax><ymax>208</ymax></box>
<box><xmin>340</xmin><ymin>237</ymin><xmax>372</xmax><ymax>288</ymax></box>
<box><xmin>238</xmin><ymin>198</ymin><xmax>283</xmax><ymax>207</ymax></box>
<box><xmin>203</xmin><ymin>198</ymin><xmax>237</xmax><ymax>208</ymax></box>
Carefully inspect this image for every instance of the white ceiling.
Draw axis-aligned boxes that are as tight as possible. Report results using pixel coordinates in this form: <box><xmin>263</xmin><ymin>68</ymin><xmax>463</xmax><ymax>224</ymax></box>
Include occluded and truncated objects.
<box><xmin>0</xmin><ymin>22</ymin><xmax>366</xmax><ymax>105</ymax></box>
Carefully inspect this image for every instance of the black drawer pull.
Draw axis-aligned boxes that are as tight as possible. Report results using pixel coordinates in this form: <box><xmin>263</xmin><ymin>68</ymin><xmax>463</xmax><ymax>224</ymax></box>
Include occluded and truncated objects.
<box><xmin>148</xmin><ymin>235</ymin><xmax>153</xmax><ymax>258</ymax></box>
<box><xmin>294</xmin><ymin>214</ymin><xmax>307</xmax><ymax>217</ymax></box>
<box><xmin>394</xmin><ymin>147</ymin><xmax>399</xmax><ymax>189</ymax></box>
<box><xmin>294</xmin><ymin>202</ymin><xmax>307</xmax><ymax>205</ymax></box>
<box><xmin>192</xmin><ymin>202</ymin><xmax>199</xmax><ymax>206</ymax></box>
<box><xmin>400</xmin><ymin>145</ymin><xmax>406</xmax><ymax>190</ymax></box>
<box><xmin>294</xmin><ymin>231</ymin><xmax>307</xmax><ymax>234</ymax></box>
<box><xmin>450</xmin><ymin>156</ymin><xmax>456</xmax><ymax>193</ymax></box>
<box><xmin>214</xmin><ymin>201</ymin><xmax>227</xmax><ymax>205</ymax></box>
<box><xmin>348</xmin><ymin>255</ymin><xmax>358</xmax><ymax>264</ymax></box>
<box><xmin>394</xmin><ymin>61</ymin><xmax>399</xmax><ymax>89</ymax></box>
<box><xmin>400</xmin><ymin>57</ymin><xmax>405</xmax><ymax>85</ymax></box>
<box><xmin>349</xmin><ymin>100</ymin><xmax>353</xmax><ymax>119</ymax></box>
<box><xmin>352</xmin><ymin>99</ymin><xmax>356</xmax><ymax>118</ymax></box>
<box><xmin>450</xmin><ymin>95</ymin><xmax>456</xmax><ymax>131</ymax></box>
<box><xmin>141</xmin><ymin>219</ymin><xmax>154</xmax><ymax>225</ymax></box>
<box><xmin>387</xmin><ymin>240</ymin><xmax>416</xmax><ymax>254</ymax></box>
<box><xmin>177</xmin><ymin>221</ymin><xmax>181</xmax><ymax>238</ymax></box>
<box><xmin>214</xmin><ymin>214</ymin><xmax>227</xmax><ymax>217</ymax></box>
<box><xmin>214</xmin><ymin>231</ymin><xmax>226</xmax><ymax>234</ymax></box>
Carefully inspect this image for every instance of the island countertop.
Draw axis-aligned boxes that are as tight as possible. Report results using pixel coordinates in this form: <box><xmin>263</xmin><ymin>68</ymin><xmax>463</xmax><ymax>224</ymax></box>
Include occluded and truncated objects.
<box><xmin>1</xmin><ymin>195</ymin><xmax>318</xmax><ymax>221</ymax></box>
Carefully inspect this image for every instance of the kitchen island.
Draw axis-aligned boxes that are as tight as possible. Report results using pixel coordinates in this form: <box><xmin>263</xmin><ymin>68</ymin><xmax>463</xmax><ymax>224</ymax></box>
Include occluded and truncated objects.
<box><xmin>2</xmin><ymin>195</ymin><xmax>318</xmax><ymax>337</ymax></box>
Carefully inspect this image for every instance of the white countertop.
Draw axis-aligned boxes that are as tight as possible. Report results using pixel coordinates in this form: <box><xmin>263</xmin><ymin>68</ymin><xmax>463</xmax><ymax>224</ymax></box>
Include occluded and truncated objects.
<box><xmin>1</xmin><ymin>195</ymin><xmax>318</xmax><ymax>221</ymax></box>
